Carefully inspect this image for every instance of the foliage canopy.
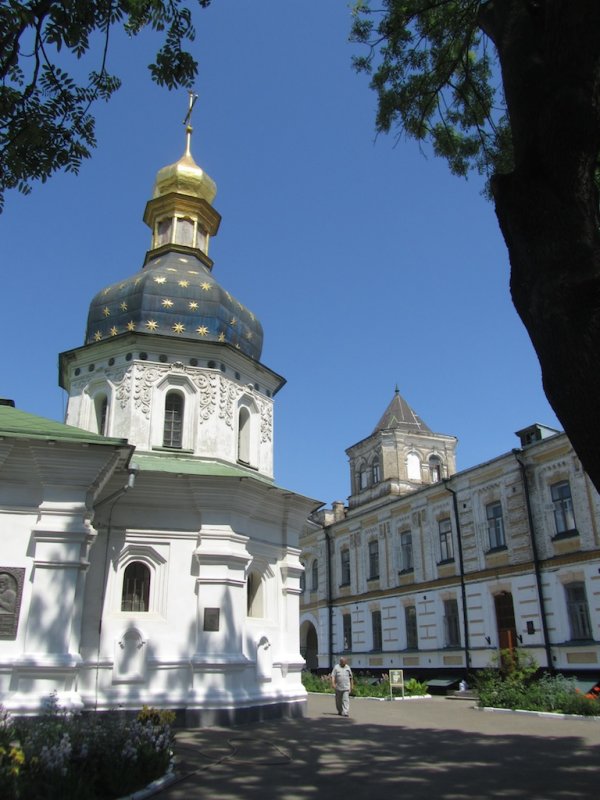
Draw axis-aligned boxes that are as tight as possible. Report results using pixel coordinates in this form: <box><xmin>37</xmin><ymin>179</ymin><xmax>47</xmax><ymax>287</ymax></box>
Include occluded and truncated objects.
<box><xmin>0</xmin><ymin>0</ymin><xmax>212</xmax><ymax>211</ymax></box>
<box><xmin>350</xmin><ymin>0</ymin><xmax>514</xmax><ymax>183</ymax></box>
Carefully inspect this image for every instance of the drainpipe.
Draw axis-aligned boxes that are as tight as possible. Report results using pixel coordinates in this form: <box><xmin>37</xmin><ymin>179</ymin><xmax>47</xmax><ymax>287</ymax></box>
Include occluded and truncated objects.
<box><xmin>324</xmin><ymin>525</ymin><xmax>333</xmax><ymax>672</ymax></box>
<box><xmin>512</xmin><ymin>450</ymin><xmax>553</xmax><ymax>673</ymax></box>
<box><xmin>443</xmin><ymin>480</ymin><xmax>471</xmax><ymax>670</ymax></box>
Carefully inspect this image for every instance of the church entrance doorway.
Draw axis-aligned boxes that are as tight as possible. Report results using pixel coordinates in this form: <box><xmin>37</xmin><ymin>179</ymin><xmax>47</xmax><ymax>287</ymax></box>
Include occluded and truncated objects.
<box><xmin>300</xmin><ymin>621</ymin><xmax>318</xmax><ymax>670</ymax></box>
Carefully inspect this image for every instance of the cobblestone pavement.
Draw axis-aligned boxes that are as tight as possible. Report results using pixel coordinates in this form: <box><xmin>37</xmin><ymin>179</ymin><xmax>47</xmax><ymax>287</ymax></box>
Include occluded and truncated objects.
<box><xmin>151</xmin><ymin>694</ymin><xmax>600</xmax><ymax>800</ymax></box>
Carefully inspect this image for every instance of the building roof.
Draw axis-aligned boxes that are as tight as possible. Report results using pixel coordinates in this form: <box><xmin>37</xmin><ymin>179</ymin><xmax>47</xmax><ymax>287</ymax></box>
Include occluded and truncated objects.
<box><xmin>132</xmin><ymin>452</ymin><xmax>275</xmax><ymax>482</ymax></box>
<box><xmin>0</xmin><ymin>401</ymin><xmax>128</xmax><ymax>447</ymax></box>
<box><xmin>373</xmin><ymin>387</ymin><xmax>432</xmax><ymax>434</ymax></box>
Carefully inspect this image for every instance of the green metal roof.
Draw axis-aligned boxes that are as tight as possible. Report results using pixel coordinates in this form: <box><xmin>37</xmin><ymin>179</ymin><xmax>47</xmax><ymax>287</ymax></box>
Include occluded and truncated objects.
<box><xmin>133</xmin><ymin>452</ymin><xmax>275</xmax><ymax>483</ymax></box>
<box><xmin>0</xmin><ymin>404</ymin><xmax>128</xmax><ymax>447</ymax></box>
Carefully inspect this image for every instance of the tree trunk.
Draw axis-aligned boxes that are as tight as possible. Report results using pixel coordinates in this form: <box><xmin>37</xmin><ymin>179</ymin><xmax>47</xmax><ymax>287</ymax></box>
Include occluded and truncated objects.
<box><xmin>482</xmin><ymin>1</ymin><xmax>600</xmax><ymax>493</ymax></box>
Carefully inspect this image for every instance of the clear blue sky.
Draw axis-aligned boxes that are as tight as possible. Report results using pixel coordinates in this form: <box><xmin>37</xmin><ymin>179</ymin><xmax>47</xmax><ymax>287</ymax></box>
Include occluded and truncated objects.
<box><xmin>1</xmin><ymin>1</ymin><xmax>559</xmax><ymax>506</ymax></box>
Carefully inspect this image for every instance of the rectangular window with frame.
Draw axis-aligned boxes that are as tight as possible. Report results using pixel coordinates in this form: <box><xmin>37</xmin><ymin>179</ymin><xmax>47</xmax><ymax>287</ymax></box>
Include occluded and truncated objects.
<box><xmin>368</xmin><ymin>539</ymin><xmax>380</xmax><ymax>580</ymax></box>
<box><xmin>565</xmin><ymin>582</ymin><xmax>592</xmax><ymax>640</ymax></box>
<box><xmin>486</xmin><ymin>501</ymin><xmax>506</xmax><ymax>550</ymax></box>
<box><xmin>405</xmin><ymin>604</ymin><xmax>418</xmax><ymax>649</ymax></box>
<box><xmin>439</xmin><ymin>518</ymin><xmax>454</xmax><ymax>562</ymax></box>
<box><xmin>551</xmin><ymin>480</ymin><xmax>576</xmax><ymax>535</ymax></box>
<box><xmin>343</xmin><ymin>613</ymin><xmax>352</xmax><ymax>650</ymax></box>
<box><xmin>372</xmin><ymin>609</ymin><xmax>382</xmax><ymax>651</ymax></box>
<box><xmin>444</xmin><ymin>598</ymin><xmax>460</xmax><ymax>647</ymax></box>
<box><xmin>340</xmin><ymin>548</ymin><xmax>351</xmax><ymax>586</ymax></box>
<box><xmin>398</xmin><ymin>531</ymin><xmax>413</xmax><ymax>573</ymax></box>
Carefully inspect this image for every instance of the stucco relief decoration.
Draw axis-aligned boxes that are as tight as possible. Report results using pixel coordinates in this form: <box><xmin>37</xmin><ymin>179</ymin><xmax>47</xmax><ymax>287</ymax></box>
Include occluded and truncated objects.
<box><xmin>191</xmin><ymin>372</ymin><xmax>217</xmax><ymax>422</ymax></box>
<box><xmin>219</xmin><ymin>377</ymin><xmax>238</xmax><ymax>429</ymax></box>
<box><xmin>259</xmin><ymin>400</ymin><xmax>273</xmax><ymax>443</ymax></box>
<box><xmin>134</xmin><ymin>365</ymin><xmax>169</xmax><ymax>419</ymax></box>
<box><xmin>0</xmin><ymin>568</ymin><xmax>25</xmax><ymax>640</ymax></box>
<box><xmin>114</xmin><ymin>367</ymin><xmax>133</xmax><ymax>410</ymax></box>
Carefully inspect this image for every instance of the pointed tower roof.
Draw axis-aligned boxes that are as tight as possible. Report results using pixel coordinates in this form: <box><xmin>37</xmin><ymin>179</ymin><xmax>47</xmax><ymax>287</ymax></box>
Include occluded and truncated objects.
<box><xmin>373</xmin><ymin>386</ymin><xmax>432</xmax><ymax>434</ymax></box>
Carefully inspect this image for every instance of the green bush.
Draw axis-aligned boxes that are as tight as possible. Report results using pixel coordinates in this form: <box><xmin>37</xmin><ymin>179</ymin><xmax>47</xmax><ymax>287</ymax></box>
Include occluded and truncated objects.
<box><xmin>475</xmin><ymin>651</ymin><xmax>600</xmax><ymax>716</ymax></box>
<box><xmin>0</xmin><ymin>697</ymin><xmax>174</xmax><ymax>800</ymax></box>
<box><xmin>301</xmin><ymin>671</ymin><xmax>428</xmax><ymax>698</ymax></box>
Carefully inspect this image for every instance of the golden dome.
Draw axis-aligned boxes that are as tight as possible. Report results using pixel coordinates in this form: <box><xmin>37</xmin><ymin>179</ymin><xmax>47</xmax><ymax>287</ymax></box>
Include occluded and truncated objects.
<box><xmin>152</xmin><ymin>150</ymin><xmax>217</xmax><ymax>204</ymax></box>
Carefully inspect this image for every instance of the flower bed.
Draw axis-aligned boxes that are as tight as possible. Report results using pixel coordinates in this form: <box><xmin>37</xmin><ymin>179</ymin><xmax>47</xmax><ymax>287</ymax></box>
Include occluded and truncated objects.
<box><xmin>0</xmin><ymin>698</ymin><xmax>174</xmax><ymax>800</ymax></box>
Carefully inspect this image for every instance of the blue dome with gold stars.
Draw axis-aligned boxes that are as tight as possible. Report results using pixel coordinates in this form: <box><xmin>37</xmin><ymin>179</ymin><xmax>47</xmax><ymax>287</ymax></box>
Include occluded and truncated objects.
<box><xmin>86</xmin><ymin>250</ymin><xmax>263</xmax><ymax>360</ymax></box>
<box><xmin>86</xmin><ymin>110</ymin><xmax>263</xmax><ymax>361</ymax></box>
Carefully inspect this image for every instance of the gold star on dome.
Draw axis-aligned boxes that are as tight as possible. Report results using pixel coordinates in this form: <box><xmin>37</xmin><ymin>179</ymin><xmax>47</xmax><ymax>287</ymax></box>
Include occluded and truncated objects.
<box><xmin>172</xmin><ymin>322</ymin><xmax>185</xmax><ymax>333</ymax></box>
<box><xmin>120</xmin><ymin>302</ymin><xmax>128</xmax><ymax>311</ymax></box>
<box><xmin>119</xmin><ymin>283</ymin><xmax>126</xmax><ymax>290</ymax></box>
<box><xmin>146</xmin><ymin>320</ymin><xmax>158</xmax><ymax>331</ymax></box>
<box><xmin>161</xmin><ymin>299</ymin><xmax>174</xmax><ymax>308</ymax></box>
<box><xmin>103</xmin><ymin>307</ymin><xmax>111</xmax><ymax>317</ymax></box>
<box><xmin>134</xmin><ymin>277</ymin><xmax>142</xmax><ymax>285</ymax></box>
<box><xmin>235</xmin><ymin>343</ymin><xmax>240</xmax><ymax>350</ymax></box>
<box><xmin>188</xmin><ymin>270</ymin><xmax>199</xmax><ymax>275</ymax></box>
<box><xmin>245</xmin><ymin>331</ymin><xmax>253</xmax><ymax>340</ymax></box>
<box><xmin>189</xmin><ymin>301</ymin><xmax>199</xmax><ymax>310</ymax></box>
<box><xmin>167</xmin><ymin>268</ymin><xmax>177</xmax><ymax>272</ymax></box>
<box><xmin>178</xmin><ymin>280</ymin><xmax>189</xmax><ymax>287</ymax></box>
<box><xmin>154</xmin><ymin>276</ymin><xmax>166</xmax><ymax>285</ymax></box>
<box><xmin>110</xmin><ymin>326</ymin><xmax>118</xmax><ymax>336</ymax></box>
<box><xmin>249</xmin><ymin>312</ymin><xmax>255</xmax><ymax>321</ymax></box>
<box><xmin>200</xmin><ymin>282</ymin><xmax>211</xmax><ymax>291</ymax></box>
<box><xmin>230</xmin><ymin>317</ymin><xmax>237</xmax><ymax>326</ymax></box>
<box><xmin>127</xmin><ymin>321</ymin><xmax>136</xmax><ymax>331</ymax></box>
<box><xmin>103</xmin><ymin>288</ymin><xmax>111</xmax><ymax>296</ymax></box>
<box><xmin>94</xmin><ymin>331</ymin><xmax>102</xmax><ymax>341</ymax></box>
<box><xmin>218</xmin><ymin>332</ymin><xmax>226</xmax><ymax>342</ymax></box>
<box><xmin>237</xmin><ymin>301</ymin><xmax>243</xmax><ymax>310</ymax></box>
<box><xmin>196</xmin><ymin>326</ymin><xmax>209</xmax><ymax>336</ymax></box>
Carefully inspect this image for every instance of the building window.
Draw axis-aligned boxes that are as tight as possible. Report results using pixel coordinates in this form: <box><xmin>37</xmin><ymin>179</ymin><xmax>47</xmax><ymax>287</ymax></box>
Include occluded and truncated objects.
<box><xmin>439</xmin><ymin>518</ymin><xmax>454</xmax><ymax>562</ymax></box>
<box><xmin>372</xmin><ymin>610</ymin><xmax>382</xmax><ymax>651</ymax></box>
<box><xmin>372</xmin><ymin>457</ymin><xmax>381</xmax><ymax>484</ymax></box>
<box><xmin>565</xmin><ymin>582</ymin><xmax>592</xmax><ymax>640</ymax></box>
<box><xmin>444</xmin><ymin>598</ymin><xmax>460</xmax><ymax>647</ymax></box>
<box><xmin>238</xmin><ymin>407</ymin><xmax>251</xmax><ymax>464</ymax></box>
<box><xmin>368</xmin><ymin>539</ymin><xmax>380</xmax><ymax>580</ymax></box>
<box><xmin>311</xmin><ymin>560</ymin><xmax>319</xmax><ymax>592</ymax></box>
<box><xmin>95</xmin><ymin>394</ymin><xmax>108</xmax><ymax>435</ymax></box>
<box><xmin>359</xmin><ymin>465</ymin><xmax>369</xmax><ymax>490</ymax></box>
<box><xmin>121</xmin><ymin>562</ymin><xmax>150</xmax><ymax>612</ymax></box>
<box><xmin>174</xmin><ymin>216</ymin><xmax>194</xmax><ymax>246</ymax></box>
<box><xmin>299</xmin><ymin>563</ymin><xmax>306</xmax><ymax>593</ymax></box>
<box><xmin>247</xmin><ymin>570</ymin><xmax>264</xmax><ymax>617</ymax></box>
<box><xmin>407</xmin><ymin>451</ymin><xmax>421</xmax><ymax>481</ymax></box>
<box><xmin>551</xmin><ymin>480</ymin><xmax>576</xmax><ymax>534</ymax></box>
<box><xmin>486</xmin><ymin>501</ymin><xmax>506</xmax><ymax>550</ymax></box>
<box><xmin>156</xmin><ymin>217</ymin><xmax>172</xmax><ymax>246</ymax></box>
<box><xmin>405</xmin><ymin>605</ymin><xmax>418</xmax><ymax>649</ymax></box>
<box><xmin>429</xmin><ymin>455</ymin><xmax>442</xmax><ymax>482</ymax></box>
<box><xmin>163</xmin><ymin>391</ymin><xmax>183</xmax><ymax>448</ymax></box>
<box><xmin>399</xmin><ymin>531</ymin><xmax>413</xmax><ymax>573</ymax></box>
<box><xmin>343</xmin><ymin>613</ymin><xmax>352</xmax><ymax>650</ymax></box>
<box><xmin>195</xmin><ymin>226</ymin><xmax>207</xmax><ymax>251</ymax></box>
<box><xmin>340</xmin><ymin>548</ymin><xmax>350</xmax><ymax>586</ymax></box>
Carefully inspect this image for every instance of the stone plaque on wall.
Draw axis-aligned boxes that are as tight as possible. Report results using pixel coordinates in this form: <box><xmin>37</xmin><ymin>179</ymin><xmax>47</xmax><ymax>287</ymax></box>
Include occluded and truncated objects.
<box><xmin>203</xmin><ymin>608</ymin><xmax>220</xmax><ymax>632</ymax></box>
<box><xmin>0</xmin><ymin>568</ymin><xmax>25</xmax><ymax>640</ymax></box>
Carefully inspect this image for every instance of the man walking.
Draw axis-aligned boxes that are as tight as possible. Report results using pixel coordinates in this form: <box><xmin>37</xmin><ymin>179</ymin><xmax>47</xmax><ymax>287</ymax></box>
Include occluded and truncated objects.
<box><xmin>331</xmin><ymin>656</ymin><xmax>353</xmax><ymax>717</ymax></box>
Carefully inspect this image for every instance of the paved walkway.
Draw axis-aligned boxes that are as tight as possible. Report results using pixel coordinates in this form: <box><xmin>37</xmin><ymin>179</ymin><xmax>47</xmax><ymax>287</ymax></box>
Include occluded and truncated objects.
<box><xmin>151</xmin><ymin>694</ymin><xmax>600</xmax><ymax>799</ymax></box>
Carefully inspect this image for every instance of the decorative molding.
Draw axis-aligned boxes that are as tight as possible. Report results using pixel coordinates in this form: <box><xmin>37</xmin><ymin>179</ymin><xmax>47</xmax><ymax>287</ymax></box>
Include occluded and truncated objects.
<box><xmin>259</xmin><ymin>399</ymin><xmax>273</xmax><ymax>443</ymax></box>
<box><xmin>114</xmin><ymin>367</ymin><xmax>133</xmax><ymax>410</ymax></box>
<box><xmin>191</xmin><ymin>372</ymin><xmax>217</xmax><ymax>423</ymax></box>
<box><xmin>219</xmin><ymin>377</ymin><xmax>238</xmax><ymax>429</ymax></box>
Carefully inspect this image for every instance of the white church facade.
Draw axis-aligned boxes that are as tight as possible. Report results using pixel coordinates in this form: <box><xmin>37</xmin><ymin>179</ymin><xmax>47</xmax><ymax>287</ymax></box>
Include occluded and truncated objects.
<box><xmin>300</xmin><ymin>391</ymin><xmax>600</xmax><ymax>686</ymax></box>
<box><xmin>0</xmin><ymin>114</ymin><xmax>318</xmax><ymax>723</ymax></box>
